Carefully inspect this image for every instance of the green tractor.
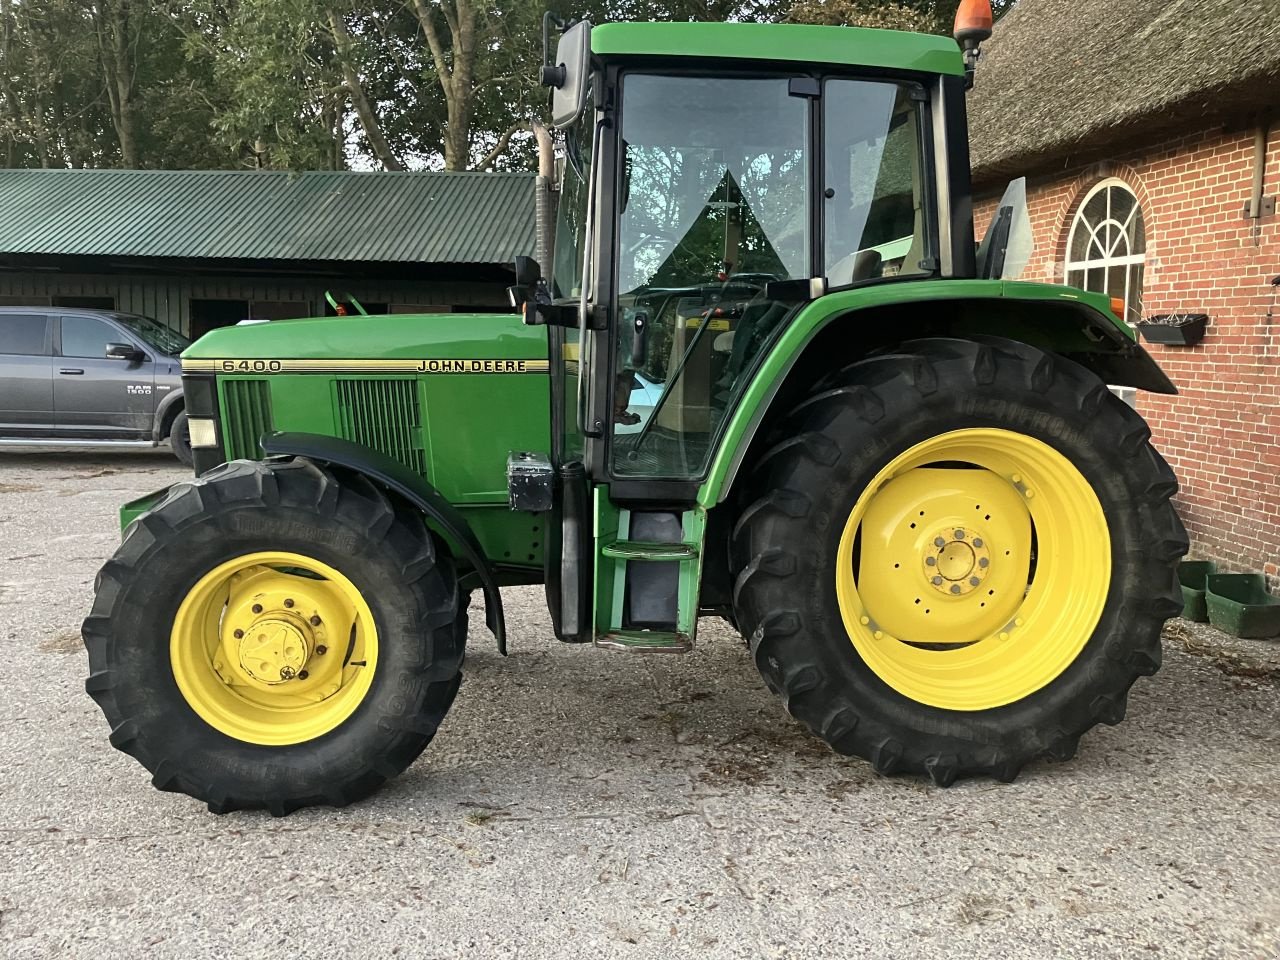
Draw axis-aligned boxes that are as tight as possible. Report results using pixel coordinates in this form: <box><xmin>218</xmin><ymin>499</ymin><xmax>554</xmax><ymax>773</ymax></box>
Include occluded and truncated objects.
<box><xmin>83</xmin><ymin>7</ymin><xmax>1187</xmax><ymax>814</ymax></box>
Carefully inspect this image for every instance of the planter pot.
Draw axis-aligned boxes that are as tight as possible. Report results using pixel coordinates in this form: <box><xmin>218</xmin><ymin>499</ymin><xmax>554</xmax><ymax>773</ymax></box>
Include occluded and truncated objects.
<box><xmin>1177</xmin><ymin>560</ymin><xmax>1217</xmax><ymax>622</ymax></box>
<box><xmin>1205</xmin><ymin>573</ymin><xmax>1280</xmax><ymax>639</ymax></box>
<box><xmin>1136</xmin><ymin>314</ymin><xmax>1208</xmax><ymax>346</ymax></box>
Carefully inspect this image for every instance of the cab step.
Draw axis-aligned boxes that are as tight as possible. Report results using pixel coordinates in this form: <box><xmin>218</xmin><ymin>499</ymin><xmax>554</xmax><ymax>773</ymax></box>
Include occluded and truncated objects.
<box><xmin>600</xmin><ymin>540</ymin><xmax>698</xmax><ymax>561</ymax></box>
<box><xmin>596</xmin><ymin>629</ymin><xmax>693</xmax><ymax>654</ymax></box>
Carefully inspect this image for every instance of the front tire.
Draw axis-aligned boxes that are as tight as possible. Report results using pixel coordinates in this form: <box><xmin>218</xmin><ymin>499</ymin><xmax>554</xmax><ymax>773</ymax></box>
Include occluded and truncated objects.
<box><xmin>82</xmin><ymin>457</ymin><xmax>464</xmax><ymax>814</ymax></box>
<box><xmin>731</xmin><ymin>337</ymin><xmax>1187</xmax><ymax>785</ymax></box>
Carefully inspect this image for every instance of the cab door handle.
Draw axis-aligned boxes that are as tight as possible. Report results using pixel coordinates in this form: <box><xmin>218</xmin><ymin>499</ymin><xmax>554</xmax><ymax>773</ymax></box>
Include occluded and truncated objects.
<box><xmin>59</xmin><ymin>368</ymin><xmax>84</xmax><ymax>375</ymax></box>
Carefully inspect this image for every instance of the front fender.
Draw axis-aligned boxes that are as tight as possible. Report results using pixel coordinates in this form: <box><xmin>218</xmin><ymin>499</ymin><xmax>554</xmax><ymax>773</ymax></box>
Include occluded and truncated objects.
<box><xmin>698</xmin><ymin>279</ymin><xmax>1175</xmax><ymax>508</ymax></box>
<box><xmin>260</xmin><ymin>432</ymin><xmax>509</xmax><ymax>655</ymax></box>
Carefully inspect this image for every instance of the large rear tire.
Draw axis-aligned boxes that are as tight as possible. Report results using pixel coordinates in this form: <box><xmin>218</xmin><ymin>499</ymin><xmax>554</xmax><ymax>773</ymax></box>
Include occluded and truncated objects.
<box><xmin>731</xmin><ymin>337</ymin><xmax>1187</xmax><ymax>785</ymax></box>
<box><xmin>83</xmin><ymin>457</ymin><xmax>464</xmax><ymax>814</ymax></box>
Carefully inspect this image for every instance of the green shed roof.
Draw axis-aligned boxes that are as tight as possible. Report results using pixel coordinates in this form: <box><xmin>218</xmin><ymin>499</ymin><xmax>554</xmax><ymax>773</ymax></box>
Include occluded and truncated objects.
<box><xmin>0</xmin><ymin>169</ymin><xmax>536</xmax><ymax>265</ymax></box>
<box><xmin>589</xmin><ymin>22</ymin><xmax>963</xmax><ymax>76</ymax></box>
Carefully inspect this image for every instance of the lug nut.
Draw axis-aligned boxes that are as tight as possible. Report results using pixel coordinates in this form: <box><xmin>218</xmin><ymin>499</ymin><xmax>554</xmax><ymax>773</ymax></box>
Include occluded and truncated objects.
<box><xmin>310</xmin><ymin>615</ymin><xmax>322</xmax><ymax>626</ymax></box>
<box><xmin>973</xmin><ymin>538</ymin><xmax>984</xmax><ymax>548</ymax></box>
<box><xmin>284</xmin><ymin>598</ymin><xmax>295</xmax><ymax>608</ymax></box>
<box><xmin>954</xmin><ymin>529</ymin><xmax>965</xmax><ymax>539</ymax></box>
<box><xmin>315</xmin><ymin>645</ymin><xmax>327</xmax><ymax>655</ymax></box>
<box><xmin>970</xmin><ymin>577</ymin><xmax>981</xmax><ymax>587</ymax></box>
<box><xmin>932</xmin><ymin>576</ymin><xmax>944</xmax><ymax>585</ymax></box>
<box><xmin>925</xmin><ymin>557</ymin><xmax>937</xmax><ymax>566</ymax></box>
<box><xmin>950</xmin><ymin>584</ymin><xmax>961</xmax><ymax>595</ymax></box>
<box><xmin>934</xmin><ymin>537</ymin><xmax>946</xmax><ymax>548</ymax></box>
<box><xmin>251</xmin><ymin>604</ymin><xmax>263</xmax><ymax>614</ymax></box>
<box><xmin>979</xmin><ymin>558</ymin><xmax>990</xmax><ymax>568</ymax></box>
<box><xmin>233</xmin><ymin>629</ymin><xmax>244</xmax><ymax>639</ymax></box>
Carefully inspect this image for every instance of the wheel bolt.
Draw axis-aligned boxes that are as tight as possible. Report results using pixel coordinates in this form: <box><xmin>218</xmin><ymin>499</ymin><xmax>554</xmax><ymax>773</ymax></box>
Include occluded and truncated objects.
<box><xmin>954</xmin><ymin>529</ymin><xmax>965</xmax><ymax>539</ymax></box>
<box><xmin>252</xmin><ymin>604</ymin><xmax>263</xmax><ymax>614</ymax></box>
<box><xmin>934</xmin><ymin>537</ymin><xmax>946</xmax><ymax>548</ymax></box>
<box><xmin>233</xmin><ymin>629</ymin><xmax>244</xmax><ymax>639</ymax></box>
<box><xmin>950</xmin><ymin>584</ymin><xmax>961</xmax><ymax>595</ymax></box>
<box><xmin>284</xmin><ymin>598</ymin><xmax>295</xmax><ymax>608</ymax></box>
<box><xmin>925</xmin><ymin>557</ymin><xmax>937</xmax><ymax>566</ymax></box>
<box><xmin>979</xmin><ymin>558</ymin><xmax>989</xmax><ymax>568</ymax></box>
<box><xmin>310</xmin><ymin>615</ymin><xmax>322</xmax><ymax>626</ymax></box>
<box><xmin>932</xmin><ymin>576</ymin><xmax>943</xmax><ymax>585</ymax></box>
<box><xmin>970</xmin><ymin>577</ymin><xmax>981</xmax><ymax>587</ymax></box>
<box><xmin>973</xmin><ymin>538</ymin><xmax>984</xmax><ymax>548</ymax></box>
<box><xmin>316</xmin><ymin>645</ymin><xmax>327</xmax><ymax>656</ymax></box>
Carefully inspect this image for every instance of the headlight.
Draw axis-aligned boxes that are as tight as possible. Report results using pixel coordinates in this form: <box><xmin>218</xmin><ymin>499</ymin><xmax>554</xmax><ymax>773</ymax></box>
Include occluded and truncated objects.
<box><xmin>187</xmin><ymin>417</ymin><xmax>219</xmax><ymax>449</ymax></box>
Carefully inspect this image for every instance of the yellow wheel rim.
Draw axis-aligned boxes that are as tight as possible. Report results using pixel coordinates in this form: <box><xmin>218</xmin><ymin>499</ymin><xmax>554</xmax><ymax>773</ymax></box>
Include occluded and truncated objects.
<box><xmin>835</xmin><ymin>428</ymin><xmax>1110</xmax><ymax>711</ymax></box>
<box><xmin>171</xmin><ymin>551</ymin><xmax>378</xmax><ymax>745</ymax></box>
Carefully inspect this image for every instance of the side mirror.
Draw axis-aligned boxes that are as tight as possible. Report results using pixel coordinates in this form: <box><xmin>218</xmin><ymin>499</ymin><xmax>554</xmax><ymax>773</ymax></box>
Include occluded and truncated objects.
<box><xmin>105</xmin><ymin>342</ymin><xmax>144</xmax><ymax>362</ymax></box>
<box><xmin>513</xmin><ymin>255</ymin><xmax>542</xmax><ymax>287</ymax></box>
<box><xmin>545</xmin><ymin>20</ymin><xmax>591</xmax><ymax>129</ymax></box>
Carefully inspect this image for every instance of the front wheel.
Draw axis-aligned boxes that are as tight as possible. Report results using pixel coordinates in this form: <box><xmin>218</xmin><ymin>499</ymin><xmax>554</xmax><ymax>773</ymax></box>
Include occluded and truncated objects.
<box><xmin>731</xmin><ymin>337</ymin><xmax>1187</xmax><ymax>785</ymax></box>
<box><xmin>82</xmin><ymin>458</ymin><xmax>464</xmax><ymax>814</ymax></box>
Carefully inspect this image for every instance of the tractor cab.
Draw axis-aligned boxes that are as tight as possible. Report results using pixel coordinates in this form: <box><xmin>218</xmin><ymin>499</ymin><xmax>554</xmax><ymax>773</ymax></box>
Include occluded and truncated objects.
<box><xmin>517</xmin><ymin>19</ymin><xmax>982</xmax><ymax>648</ymax></box>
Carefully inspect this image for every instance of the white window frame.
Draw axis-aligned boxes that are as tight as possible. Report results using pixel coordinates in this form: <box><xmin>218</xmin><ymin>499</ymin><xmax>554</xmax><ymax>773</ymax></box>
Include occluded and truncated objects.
<box><xmin>1064</xmin><ymin>178</ymin><xmax>1146</xmax><ymax>325</ymax></box>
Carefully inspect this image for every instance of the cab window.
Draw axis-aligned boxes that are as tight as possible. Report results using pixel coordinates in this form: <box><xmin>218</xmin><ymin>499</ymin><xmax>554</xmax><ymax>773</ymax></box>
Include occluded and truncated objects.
<box><xmin>611</xmin><ymin>73</ymin><xmax>809</xmax><ymax>479</ymax></box>
<box><xmin>824</xmin><ymin>79</ymin><xmax>932</xmax><ymax>284</ymax></box>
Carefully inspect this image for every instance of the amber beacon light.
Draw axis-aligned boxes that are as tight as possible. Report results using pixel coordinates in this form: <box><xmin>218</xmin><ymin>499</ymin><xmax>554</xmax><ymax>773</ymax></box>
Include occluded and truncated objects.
<box><xmin>954</xmin><ymin>0</ymin><xmax>994</xmax><ymax>87</ymax></box>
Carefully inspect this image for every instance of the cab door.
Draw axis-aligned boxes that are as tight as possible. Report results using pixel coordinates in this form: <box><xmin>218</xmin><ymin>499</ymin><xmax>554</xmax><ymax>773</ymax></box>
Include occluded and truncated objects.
<box><xmin>54</xmin><ymin>314</ymin><xmax>154</xmax><ymax>438</ymax></box>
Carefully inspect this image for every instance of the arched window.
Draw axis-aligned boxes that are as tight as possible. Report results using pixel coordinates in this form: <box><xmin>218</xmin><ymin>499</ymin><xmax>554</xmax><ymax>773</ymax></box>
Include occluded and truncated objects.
<box><xmin>1065</xmin><ymin>179</ymin><xmax>1146</xmax><ymax>325</ymax></box>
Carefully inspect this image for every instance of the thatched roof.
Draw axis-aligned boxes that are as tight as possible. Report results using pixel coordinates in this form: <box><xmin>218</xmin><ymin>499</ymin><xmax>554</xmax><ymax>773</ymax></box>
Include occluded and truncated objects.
<box><xmin>968</xmin><ymin>0</ymin><xmax>1280</xmax><ymax>186</ymax></box>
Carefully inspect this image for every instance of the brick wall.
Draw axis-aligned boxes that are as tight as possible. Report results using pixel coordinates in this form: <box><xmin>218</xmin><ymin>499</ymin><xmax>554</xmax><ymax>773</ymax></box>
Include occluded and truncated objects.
<box><xmin>975</xmin><ymin>124</ymin><xmax>1280</xmax><ymax>584</ymax></box>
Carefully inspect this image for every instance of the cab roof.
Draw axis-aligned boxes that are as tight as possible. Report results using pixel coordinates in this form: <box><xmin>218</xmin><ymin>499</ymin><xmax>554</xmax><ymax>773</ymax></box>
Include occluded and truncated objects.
<box><xmin>589</xmin><ymin>21</ymin><xmax>964</xmax><ymax>77</ymax></box>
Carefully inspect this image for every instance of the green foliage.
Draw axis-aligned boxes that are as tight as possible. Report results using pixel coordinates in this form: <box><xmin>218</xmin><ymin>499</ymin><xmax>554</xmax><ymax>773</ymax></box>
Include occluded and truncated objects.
<box><xmin>0</xmin><ymin>0</ymin><xmax>1017</xmax><ymax>171</ymax></box>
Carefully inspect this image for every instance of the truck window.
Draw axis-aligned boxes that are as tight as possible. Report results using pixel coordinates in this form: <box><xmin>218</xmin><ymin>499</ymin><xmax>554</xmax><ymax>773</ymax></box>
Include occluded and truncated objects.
<box><xmin>62</xmin><ymin>315</ymin><xmax>126</xmax><ymax>359</ymax></box>
<box><xmin>0</xmin><ymin>314</ymin><xmax>48</xmax><ymax>355</ymax></box>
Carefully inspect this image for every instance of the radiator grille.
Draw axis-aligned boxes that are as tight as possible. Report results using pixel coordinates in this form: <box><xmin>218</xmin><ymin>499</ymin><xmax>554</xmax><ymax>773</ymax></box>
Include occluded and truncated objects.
<box><xmin>221</xmin><ymin>379</ymin><xmax>273</xmax><ymax>460</ymax></box>
<box><xmin>334</xmin><ymin>379</ymin><xmax>427</xmax><ymax>475</ymax></box>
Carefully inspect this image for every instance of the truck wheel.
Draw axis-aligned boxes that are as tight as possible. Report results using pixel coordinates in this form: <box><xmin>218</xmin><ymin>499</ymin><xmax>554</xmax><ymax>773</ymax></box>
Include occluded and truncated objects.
<box><xmin>82</xmin><ymin>457</ymin><xmax>464</xmax><ymax>814</ymax></box>
<box><xmin>169</xmin><ymin>411</ymin><xmax>193</xmax><ymax>467</ymax></box>
<box><xmin>731</xmin><ymin>337</ymin><xmax>1186</xmax><ymax>786</ymax></box>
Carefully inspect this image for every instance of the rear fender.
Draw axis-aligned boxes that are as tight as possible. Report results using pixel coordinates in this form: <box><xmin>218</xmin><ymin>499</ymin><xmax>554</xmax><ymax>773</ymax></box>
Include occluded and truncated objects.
<box><xmin>699</xmin><ymin>279</ymin><xmax>1175</xmax><ymax>508</ymax></box>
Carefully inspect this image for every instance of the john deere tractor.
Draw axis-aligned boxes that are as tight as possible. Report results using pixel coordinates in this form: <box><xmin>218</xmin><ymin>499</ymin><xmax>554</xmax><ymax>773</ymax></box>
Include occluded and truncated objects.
<box><xmin>83</xmin><ymin>6</ymin><xmax>1188</xmax><ymax>814</ymax></box>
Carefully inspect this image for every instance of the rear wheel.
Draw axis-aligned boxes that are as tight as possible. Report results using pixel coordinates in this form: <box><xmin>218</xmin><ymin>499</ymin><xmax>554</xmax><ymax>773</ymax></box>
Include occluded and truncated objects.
<box><xmin>731</xmin><ymin>337</ymin><xmax>1186</xmax><ymax>785</ymax></box>
<box><xmin>83</xmin><ymin>457</ymin><xmax>464</xmax><ymax>814</ymax></box>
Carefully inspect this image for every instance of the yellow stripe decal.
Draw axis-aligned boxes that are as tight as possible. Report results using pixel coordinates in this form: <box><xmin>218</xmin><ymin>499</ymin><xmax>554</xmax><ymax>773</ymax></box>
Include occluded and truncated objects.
<box><xmin>183</xmin><ymin>358</ymin><xmax>550</xmax><ymax>375</ymax></box>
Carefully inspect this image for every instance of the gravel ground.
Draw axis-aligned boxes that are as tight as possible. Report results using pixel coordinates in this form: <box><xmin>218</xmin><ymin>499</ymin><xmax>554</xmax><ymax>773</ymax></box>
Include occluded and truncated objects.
<box><xmin>1</xmin><ymin>450</ymin><xmax>1278</xmax><ymax>960</ymax></box>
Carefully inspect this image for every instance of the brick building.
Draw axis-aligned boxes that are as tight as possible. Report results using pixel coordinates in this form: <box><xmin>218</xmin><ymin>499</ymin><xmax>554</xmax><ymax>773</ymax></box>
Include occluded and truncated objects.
<box><xmin>968</xmin><ymin>0</ymin><xmax>1280</xmax><ymax>583</ymax></box>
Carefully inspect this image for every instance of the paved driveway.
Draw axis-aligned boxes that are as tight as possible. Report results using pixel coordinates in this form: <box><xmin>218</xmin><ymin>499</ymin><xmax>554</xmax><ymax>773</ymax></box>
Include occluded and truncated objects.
<box><xmin>1</xmin><ymin>451</ymin><xmax>1277</xmax><ymax>959</ymax></box>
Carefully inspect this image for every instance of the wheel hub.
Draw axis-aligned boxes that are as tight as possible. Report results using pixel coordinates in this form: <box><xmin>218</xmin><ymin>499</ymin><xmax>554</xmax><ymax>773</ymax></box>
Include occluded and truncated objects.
<box><xmin>237</xmin><ymin>616</ymin><xmax>311</xmax><ymax>684</ymax></box>
<box><xmin>924</xmin><ymin>527</ymin><xmax>991</xmax><ymax>597</ymax></box>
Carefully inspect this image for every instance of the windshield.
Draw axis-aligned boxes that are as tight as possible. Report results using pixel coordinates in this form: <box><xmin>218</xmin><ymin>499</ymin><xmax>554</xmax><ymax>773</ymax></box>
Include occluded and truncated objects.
<box><xmin>112</xmin><ymin>312</ymin><xmax>191</xmax><ymax>355</ymax></box>
<box><xmin>551</xmin><ymin>90</ymin><xmax>594</xmax><ymax>301</ymax></box>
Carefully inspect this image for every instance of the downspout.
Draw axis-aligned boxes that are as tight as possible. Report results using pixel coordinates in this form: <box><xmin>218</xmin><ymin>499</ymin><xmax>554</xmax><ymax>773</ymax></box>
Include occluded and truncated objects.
<box><xmin>1246</xmin><ymin>113</ymin><xmax>1272</xmax><ymax>220</ymax></box>
<box><xmin>533</xmin><ymin>120</ymin><xmax>557</xmax><ymax>269</ymax></box>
